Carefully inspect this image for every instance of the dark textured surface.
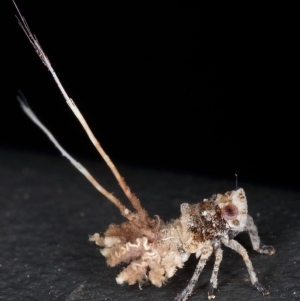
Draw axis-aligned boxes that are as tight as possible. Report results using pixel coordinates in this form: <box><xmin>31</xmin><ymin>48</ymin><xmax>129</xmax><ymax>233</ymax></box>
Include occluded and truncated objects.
<box><xmin>0</xmin><ymin>149</ymin><xmax>299</xmax><ymax>301</ymax></box>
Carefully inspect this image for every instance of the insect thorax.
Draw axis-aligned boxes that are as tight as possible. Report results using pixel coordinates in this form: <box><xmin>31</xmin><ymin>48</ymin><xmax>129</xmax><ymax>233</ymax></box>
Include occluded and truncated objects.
<box><xmin>179</xmin><ymin>200</ymin><xmax>229</xmax><ymax>255</ymax></box>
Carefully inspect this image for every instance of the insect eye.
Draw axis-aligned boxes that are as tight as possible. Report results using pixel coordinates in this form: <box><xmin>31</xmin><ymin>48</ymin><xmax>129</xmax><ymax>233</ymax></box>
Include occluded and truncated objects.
<box><xmin>222</xmin><ymin>204</ymin><xmax>239</xmax><ymax>220</ymax></box>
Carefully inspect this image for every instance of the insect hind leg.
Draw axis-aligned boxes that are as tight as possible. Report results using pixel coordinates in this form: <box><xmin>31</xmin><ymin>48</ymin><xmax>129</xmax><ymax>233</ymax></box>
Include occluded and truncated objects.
<box><xmin>208</xmin><ymin>246</ymin><xmax>223</xmax><ymax>300</ymax></box>
<box><xmin>174</xmin><ymin>245</ymin><xmax>213</xmax><ymax>301</ymax></box>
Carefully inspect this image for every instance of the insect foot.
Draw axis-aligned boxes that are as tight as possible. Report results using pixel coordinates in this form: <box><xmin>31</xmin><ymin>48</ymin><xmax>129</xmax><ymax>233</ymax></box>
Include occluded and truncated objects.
<box><xmin>257</xmin><ymin>244</ymin><xmax>276</xmax><ymax>255</ymax></box>
<box><xmin>254</xmin><ymin>281</ymin><xmax>270</xmax><ymax>296</ymax></box>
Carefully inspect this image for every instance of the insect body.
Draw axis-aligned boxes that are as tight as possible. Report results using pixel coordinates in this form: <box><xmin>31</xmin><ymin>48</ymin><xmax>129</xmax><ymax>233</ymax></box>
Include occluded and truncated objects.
<box><xmin>90</xmin><ymin>188</ymin><xmax>275</xmax><ymax>300</ymax></box>
<box><xmin>12</xmin><ymin>1</ymin><xmax>275</xmax><ymax>300</ymax></box>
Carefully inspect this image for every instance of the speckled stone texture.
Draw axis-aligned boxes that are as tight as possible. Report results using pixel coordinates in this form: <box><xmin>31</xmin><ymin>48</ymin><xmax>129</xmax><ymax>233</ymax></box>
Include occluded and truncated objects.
<box><xmin>0</xmin><ymin>149</ymin><xmax>299</xmax><ymax>301</ymax></box>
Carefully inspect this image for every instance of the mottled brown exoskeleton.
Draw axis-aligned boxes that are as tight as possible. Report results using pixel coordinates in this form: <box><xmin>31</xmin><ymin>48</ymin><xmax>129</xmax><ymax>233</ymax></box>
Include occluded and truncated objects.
<box><xmin>89</xmin><ymin>188</ymin><xmax>275</xmax><ymax>300</ymax></box>
<box><xmin>13</xmin><ymin>1</ymin><xmax>275</xmax><ymax>300</ymax></box>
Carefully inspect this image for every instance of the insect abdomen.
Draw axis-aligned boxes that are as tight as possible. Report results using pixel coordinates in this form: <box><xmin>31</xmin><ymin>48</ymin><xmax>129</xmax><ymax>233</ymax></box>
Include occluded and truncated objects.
<box><xmin>90</xmin><ymin>218</ymin><xmax>188</xmax><ymax>286</ymax></box>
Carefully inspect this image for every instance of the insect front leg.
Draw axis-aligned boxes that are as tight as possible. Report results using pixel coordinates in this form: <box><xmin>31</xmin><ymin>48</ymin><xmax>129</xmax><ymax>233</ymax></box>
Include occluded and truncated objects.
<box><xmin>208</xmin><ymin>246</ymin><xmax>223</xmax><ymax>300</ymax></box>
<box><xmin>221</xmin><ymin>238</ymin><xmax>270</xmax><ymax>296</ymax></box>
<box><xmin>174</xmin><ymin>245</ymin><xmax>213</xmax><ymax>301</ymax></box>
<box><xmin>246</xmin><ymin>214</ymin><xmax>275</xmax><ymax>255</ymax></box>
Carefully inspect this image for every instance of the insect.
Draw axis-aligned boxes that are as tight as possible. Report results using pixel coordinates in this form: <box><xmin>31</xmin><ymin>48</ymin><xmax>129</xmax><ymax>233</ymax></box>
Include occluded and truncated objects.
<box><xmin>12</xmin><ymin>1</ymin><xmax>275</xmax><ymax>300</ymax></box>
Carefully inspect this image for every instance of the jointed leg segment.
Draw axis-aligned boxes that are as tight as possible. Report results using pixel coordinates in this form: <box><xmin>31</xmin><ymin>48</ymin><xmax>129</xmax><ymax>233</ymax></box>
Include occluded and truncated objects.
<box><xmin>174</xmin><ymin>246</ymin><xmax>213</xmax><ymax>301</ymax></box>
<box><xmin>208</xmin><ymin>246</ymin><xmax>223</xmax><ymax>299</ymax></box>
<box><xmin>222</xmin><ymin>238</ymin><xmax>270</xmax><ymax>296</ymax></box>
<box><xmin>246</xmin><ymin>215</ymin><xmax>275</xmax><ymax>255</ymax></box>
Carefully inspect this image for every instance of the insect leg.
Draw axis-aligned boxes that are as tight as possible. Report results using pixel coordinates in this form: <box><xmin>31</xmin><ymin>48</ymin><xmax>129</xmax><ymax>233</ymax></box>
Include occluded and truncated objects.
<box><xmin>174</xmin><ymin>245</ymin><xmax>213</xmax><ymax>301</ymax></box>
<box><xmin>246</xmin><ymin>214</ymin><xmax>275</xmax><ymax>255</ymax></box>
<box><xmin>208</xmin><ymin>246</ymin><xmax>223</xmax><ymax>300</ymax></box>
<box><xmin>222</xmin><ymin>238</ymin><xmax>270</xmax><ymax>296</ymax></box>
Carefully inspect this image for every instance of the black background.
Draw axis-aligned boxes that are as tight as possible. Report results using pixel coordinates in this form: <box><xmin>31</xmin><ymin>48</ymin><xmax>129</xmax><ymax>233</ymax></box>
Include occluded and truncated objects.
<box><xmin>2</xmin><ymin>1</ymin><xmax>298</xmax><ymax>189</ymax></box>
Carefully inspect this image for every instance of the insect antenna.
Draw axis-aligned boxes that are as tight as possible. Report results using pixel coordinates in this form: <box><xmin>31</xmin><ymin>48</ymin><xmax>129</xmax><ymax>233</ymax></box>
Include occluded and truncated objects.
<box><xmin>12</xmin><ymin>0</ymin><xmax>149</xmax><ymax>223</ymax></box>
<box><xmin>235</xmin><ymin>173</ymin><xmax>238</xmax><ymax>190</ymax></box>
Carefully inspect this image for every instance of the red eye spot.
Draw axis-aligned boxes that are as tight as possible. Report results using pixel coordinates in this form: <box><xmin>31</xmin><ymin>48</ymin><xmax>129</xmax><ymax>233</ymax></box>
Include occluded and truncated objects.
<box><xmin>222</xmin><ymin>204</ymin><xmax>238</xmax><ymax>220</ymax></box>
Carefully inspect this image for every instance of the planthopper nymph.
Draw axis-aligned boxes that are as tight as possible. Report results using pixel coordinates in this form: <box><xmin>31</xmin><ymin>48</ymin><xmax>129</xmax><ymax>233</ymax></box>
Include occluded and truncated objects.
<box><xmin>12</xmin><ymin>1</ymin><xmax>275</xmax><ymax>300</ymax></box>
